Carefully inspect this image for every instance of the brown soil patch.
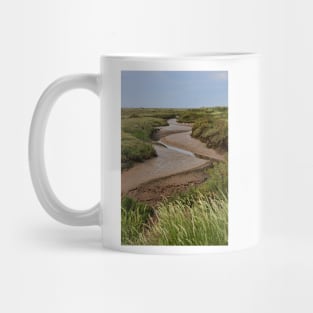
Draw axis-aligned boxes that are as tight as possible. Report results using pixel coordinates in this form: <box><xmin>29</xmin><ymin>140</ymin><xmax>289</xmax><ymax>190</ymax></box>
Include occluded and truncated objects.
<box><xmin>125</xmin><ymin>164</ymin><xmax>211</xmax><ymax>207</ymax></box>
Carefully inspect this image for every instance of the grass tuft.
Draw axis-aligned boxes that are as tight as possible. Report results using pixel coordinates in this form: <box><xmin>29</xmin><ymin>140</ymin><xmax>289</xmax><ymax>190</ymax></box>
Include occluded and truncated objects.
<box><xmin>122</xmin><ymin>191</ymin><xmax>228</xmax><ymax>246</ymax></box>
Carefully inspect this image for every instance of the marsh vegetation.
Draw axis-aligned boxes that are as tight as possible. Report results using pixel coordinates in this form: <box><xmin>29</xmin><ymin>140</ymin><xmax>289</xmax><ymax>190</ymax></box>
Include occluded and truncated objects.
<box><xmin>121</xmin><ymin>107</ymin><xmax>228</xmax><ymax>246</ymax></box>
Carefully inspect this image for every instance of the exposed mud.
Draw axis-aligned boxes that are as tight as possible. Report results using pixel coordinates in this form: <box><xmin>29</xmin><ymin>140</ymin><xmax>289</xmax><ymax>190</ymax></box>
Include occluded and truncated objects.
<box><xmin>160</xmin><ymin>131</ymin><xmax>224</xmax><ymax>161</ymax></box>
<box><xmin>122</xmin><ymin>144</ymin><xmax>208</xmax><ymax>193</ymax></box>
<box><xmin>121</xmin><ymin>118</ymin><xmax>223</xmax><ymax>203</ymax></box>
<box><xmin>126</xmin><ymin>163</ymin><xmax>212</xmax><ymax>207</ymax></box>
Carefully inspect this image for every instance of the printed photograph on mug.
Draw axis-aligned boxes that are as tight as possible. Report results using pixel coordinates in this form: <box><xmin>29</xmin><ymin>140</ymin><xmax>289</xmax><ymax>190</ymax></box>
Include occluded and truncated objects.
<box><xmin>121</xmin><ymin>71</ymin><xmax>228</xmax><ymax>245</ymax></box>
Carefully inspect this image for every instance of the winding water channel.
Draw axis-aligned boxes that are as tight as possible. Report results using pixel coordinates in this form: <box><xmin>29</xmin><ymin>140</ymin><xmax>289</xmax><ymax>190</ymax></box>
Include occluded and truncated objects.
<box><xmin>122</xmin><ymin>119</ymin><xmax>223</xmax><ymax>194</ymax></box>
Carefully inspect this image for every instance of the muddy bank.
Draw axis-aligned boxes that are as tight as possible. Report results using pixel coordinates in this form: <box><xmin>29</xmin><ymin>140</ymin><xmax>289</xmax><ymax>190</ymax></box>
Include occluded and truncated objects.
<box><xmin>126</xmin><ymin>163</ymin><xmax>211</xmax><ymax>207</ymax></box>
<box><xmin>152</xmin><ymin>118</ymin><xmax>192</xmax><ymax>140</ymax></box>
<box><xmin>122</xmin><ymin>118</ymin><xmax>223</xmax><ymax>197</ymax></box>
<box><xmin>122</xmin><ymin>144</ymin><xmax>208</xmax><ymax>193</ymax></box>
<box><xmin>160</xmin><ymin>131</ymin><xmax>224</xmax><ymax>161</ymax></box>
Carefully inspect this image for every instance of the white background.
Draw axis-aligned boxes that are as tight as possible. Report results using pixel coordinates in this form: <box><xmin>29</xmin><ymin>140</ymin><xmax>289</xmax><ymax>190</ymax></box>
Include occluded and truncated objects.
<box><xmin>0</xmin><ymin>0</ymin><xmax>312</xmax><ymax>312</ymax></box>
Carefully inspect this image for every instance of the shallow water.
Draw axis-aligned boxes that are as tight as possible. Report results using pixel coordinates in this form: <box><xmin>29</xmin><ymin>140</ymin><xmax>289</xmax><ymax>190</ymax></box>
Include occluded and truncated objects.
<box><xmin>122</xmin><ymin>119</ymin><xmax>207</xmax><ymax>193</ymax></box>
<box><xmin>159</xmin><ymin>141</ymin><xmax>195</xmax><ymax>157</ymax></box>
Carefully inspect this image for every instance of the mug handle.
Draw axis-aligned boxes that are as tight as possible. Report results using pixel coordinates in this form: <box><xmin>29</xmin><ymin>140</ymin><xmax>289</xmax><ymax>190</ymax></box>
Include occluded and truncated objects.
<box><xmin>29</xmin><ymin>74</ymin><xmax>101</xmax><ymax>226</ymax></box>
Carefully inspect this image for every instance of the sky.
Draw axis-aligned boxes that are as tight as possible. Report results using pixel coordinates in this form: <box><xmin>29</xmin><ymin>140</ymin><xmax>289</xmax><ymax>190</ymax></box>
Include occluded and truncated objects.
<box><xmin>121</xmin><ymin>71</ymin><xmax>228</xmax><ymax>108</ymax></box>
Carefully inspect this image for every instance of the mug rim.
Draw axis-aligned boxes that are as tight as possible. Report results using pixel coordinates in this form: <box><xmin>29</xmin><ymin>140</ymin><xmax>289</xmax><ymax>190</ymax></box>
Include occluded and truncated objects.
<box><xmin>101</xmin><ymin>52</ymin><xmax>260</xmax><ymax>60</ymax></box>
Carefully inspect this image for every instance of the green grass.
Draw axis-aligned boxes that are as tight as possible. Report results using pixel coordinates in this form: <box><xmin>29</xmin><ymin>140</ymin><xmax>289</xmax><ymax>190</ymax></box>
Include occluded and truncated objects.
<box><xmin>138</xmin><ymin>192</ymin><xmax>227</xmax><ymax>245</ymax></box>
<box><xmin>121</xmin><ymin>132</ymin><xmax>156</xmax><ymax>169</ymax></box>
<box><xmin>122</xmin><ymin>116</ymin><xmax>167</xmax><ymax>141</ymax></box>
<box><xmin>121</xmin><ymin>107</ymin><xmax>228</xmax><ymax>245</ymax></box>
<box><xmin>121</xmin><ymin>161</ymin><xmax>228</xmax><ymax>245</ymax></box>
<box><xmin>177</xmin><ymin>107</ymin><xmax>228</xmax><ymax>152</ymax></box>
<box><xmin>173</xmin><ymin>160</ymin><xmax>228</xmax><ymax>199</ymax></box>
<box><xmin>121</xmin><ymin>107</ymin><xmax>228</xmax><ymax>168</ymax></box>
<box><xmin>122</xmin><ymin>108</ymin><xmax>177</xmax><ymax>120</ymax></box>
<box><xmin>203</xmin><ymin>161</ymin><xmax>228</xmax><ymax>193</ymax></box>
<box><xmin>121</xmin><ymin>197</ymin><xmax>153</xmax><ymax>245</ymax></box>
<box><xmin>176</xmin><ymin>109</ymin><xmax>208</xmax><ymax>123</ymax></box>
<box><xmin>192</xmin><ymin>118</ymin><xmax>228</xmax><ymax>151</ymax></box>
<box><xmin>122</xmin><ymin>191</ymin><xmax>227</xmax><ymax>246</ymax></box>
<box><xmin>121</xmin><ymin>109</ymin><xmax>173</xmax><ymax>169</ymax></box>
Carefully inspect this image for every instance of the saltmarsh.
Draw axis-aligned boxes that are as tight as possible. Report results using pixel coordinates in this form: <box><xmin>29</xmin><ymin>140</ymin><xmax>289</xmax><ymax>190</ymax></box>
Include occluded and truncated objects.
<box><xmin>121</xmin><ymin>107</ymin><xmax>228</xmax><ymax>246</ymax></box>
<box><xmin>121</xmin><ymin>107</ymin><xmax>228</xmax><ymax>169</ymax></box>
<box><xmin>122</xmin><ymin>161</ymin><xmax>228</xmax><ymax>245</ymax></box>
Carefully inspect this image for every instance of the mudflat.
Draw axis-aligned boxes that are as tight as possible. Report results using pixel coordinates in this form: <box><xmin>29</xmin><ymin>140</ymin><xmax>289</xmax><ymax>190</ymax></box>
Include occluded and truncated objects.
<box><xmin>122</xmin><ymin>144</ymin><xmax>208</xmax><ymax>194</ymax></box>
<box><xmin>122</xmin><ymin>118</ymin><xmax>224</xmax><ymax>202</ymax></box>
<box><xmin>160</xmin><ymin>131</ymin><xmax>224</xmax><ymax>161</ymax></box>
<box><xmin>126</xmin><ymin>163</ymin><xmax>211</xmax><ymax>207</ymax></box>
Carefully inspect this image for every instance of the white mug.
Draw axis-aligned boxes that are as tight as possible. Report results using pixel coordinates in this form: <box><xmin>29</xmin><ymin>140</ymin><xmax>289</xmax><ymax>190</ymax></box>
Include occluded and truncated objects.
<box><xmin>29</xmin><ymin>53</ymin><xmax>261</xmax><ymax>254</ymax></box>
